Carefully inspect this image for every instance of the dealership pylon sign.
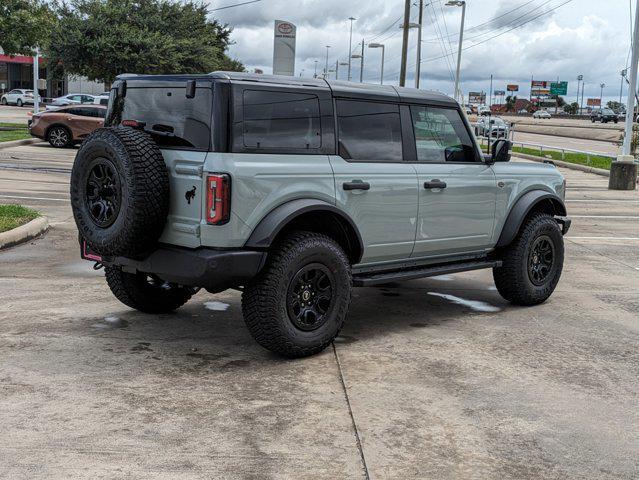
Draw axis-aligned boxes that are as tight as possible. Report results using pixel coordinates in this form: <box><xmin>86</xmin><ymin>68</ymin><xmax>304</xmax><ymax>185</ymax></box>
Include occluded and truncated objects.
<box><xmin>273</xmin><ymin>20</ymin><xmax>296</xmax><ymax>76</ymax></box>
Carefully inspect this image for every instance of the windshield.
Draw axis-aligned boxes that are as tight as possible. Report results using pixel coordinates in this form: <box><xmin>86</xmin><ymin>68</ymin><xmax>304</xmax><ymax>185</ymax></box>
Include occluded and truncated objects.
<box><xmin>602</xmin><ymin>109</ymin><xmax>614</xmax><ymax>114</ymax></box>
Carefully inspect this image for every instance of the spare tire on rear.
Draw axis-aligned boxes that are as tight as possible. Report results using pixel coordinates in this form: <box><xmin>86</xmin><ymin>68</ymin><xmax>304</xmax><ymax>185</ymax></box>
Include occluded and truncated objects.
<box><xmin>70</xmin><ymin>127</ymin><xmax>169</xmax><ymax>258</ymax></box>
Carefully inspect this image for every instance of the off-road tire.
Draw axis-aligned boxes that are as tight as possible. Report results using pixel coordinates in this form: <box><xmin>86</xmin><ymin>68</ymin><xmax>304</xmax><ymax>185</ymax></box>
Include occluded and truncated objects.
<box><xmin>105</xmin><ymin>266</ymin><xmax>194</xmax><ymax>314</ymax></box>
<box><xmin>242</xmin><ymin>231</ymin><xmax>352</xmax><ymax>358</ymax></box>
<box><xmin>47</xmin><ymin>125</ymin><xmax>72</xmax><ymax>148</ymax></box>
<box><xmin>493</xmin><ymin>212</ymin><xmax>564</xmax><ymax>306</ymax></box>
<box><xmin>70</xmin><ymin>127</ymin><xmax>169</xmax><ymax>258</ymax></box>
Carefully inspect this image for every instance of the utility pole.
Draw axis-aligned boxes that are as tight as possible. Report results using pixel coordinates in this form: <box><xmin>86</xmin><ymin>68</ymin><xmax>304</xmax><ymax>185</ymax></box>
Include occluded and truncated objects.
<box><xmin>610</xmin><ymin>0</ymin><xmax>639</xmax><ymax>190</ymax></box>
<box><xmin>347</xmin><ymin>17</ymin><xmax>356</xmax><ymax>81</ymax></box>
<box><xmin>580</xmin><ymin>78</ymin><xmax>585</xmax><ymax>113</ymax></box>
<box><xmin>33</xmin><ymin>47</ymin><xmax>40</xmax><ymax>114</ymax></box>
<box><xmin>399</xmin><ymin>0</ymin><xmax>411</xmax><ymax>87</ymax></box>
<box><xmin>576</xmin><ymin>74</ymin><xmax>583</xmax><ymax>114</ymax></box>
<box><xmin>447</xmin><ymin>1</ymin><xmax>466</xmax><ymax>102</ymax></box>
<box><xmin>314</xmin><ymin>60</ymin><xmax>318</xmax><ymax>78</ymax></box>
<box><xmin>489</xmin><ymin>74</ymin><xmax>493</xmax><ymax>108</ymax></box>
<box><xmin>600</xmin><ymin>82</ymin><xmax>605</xmax><ymax>107</ymax></box>
<box><xmin>416</xmin><ymin>0</ymin><xmax>424</xmax><ymax>88</ymax></box>
<box><xmin>335</xmin><ymin>60</ymin><xmax>339</xmax><ymax>80</ymax></box>
<box><xmin>359</xmin><ymin>39</ymin><xmax>365</xmax><ymax>83</ymax></box>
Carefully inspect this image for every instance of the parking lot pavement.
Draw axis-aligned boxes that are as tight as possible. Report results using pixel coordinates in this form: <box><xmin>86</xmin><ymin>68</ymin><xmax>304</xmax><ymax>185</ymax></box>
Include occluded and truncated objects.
<box><xmin>0</xmin><ymin>104</ymin><xmax>32</xmax><ymax>124</ymax></box>
<box><xmin>1</xmin><ymin>147</ymin><xmax>638</xmax><ymax>479</ymax></box>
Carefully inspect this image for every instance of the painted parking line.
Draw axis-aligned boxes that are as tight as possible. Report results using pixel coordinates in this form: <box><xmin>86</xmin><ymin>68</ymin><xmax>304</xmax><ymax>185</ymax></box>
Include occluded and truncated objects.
<box><xmin>568</xmin><ymin>236</ymin><xmax>639</xmax><ymax>241</ymax></box>
<box><xmin>571</xmin><ymin>215</ymin><xmax>639</xmax><ymax>219</ymax></box>
<box><xmin>0</xmin><ymin>194</ymin><xmax>68</xmax><ymax>202</ymax></box>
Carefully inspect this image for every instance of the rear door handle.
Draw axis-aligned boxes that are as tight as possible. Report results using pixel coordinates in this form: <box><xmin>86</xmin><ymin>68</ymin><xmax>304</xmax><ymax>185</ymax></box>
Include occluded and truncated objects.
<box><xmin>424</xmin><ymin>179</ymin><xmax>447</xmax><ymax>189</ymax></box>
<box><xmin>343</xmin><ymin>180</ymin><xmax>371</xmax><ymax>191</ymax></box>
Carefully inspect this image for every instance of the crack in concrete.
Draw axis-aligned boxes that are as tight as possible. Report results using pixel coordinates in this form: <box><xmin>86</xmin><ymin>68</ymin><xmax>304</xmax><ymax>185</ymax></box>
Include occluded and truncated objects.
<box><xmin>332</xmin><ymin>342</ymin><xmax>370</xmax><ymax>480</ymax></box>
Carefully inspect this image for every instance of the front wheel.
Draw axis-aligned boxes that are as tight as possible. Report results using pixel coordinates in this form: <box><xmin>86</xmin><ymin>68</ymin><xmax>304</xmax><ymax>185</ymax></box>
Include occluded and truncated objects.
<box><xmin>1</xmin><ymin>98</ymin><xmax>7</xmax><ymax>105</ymax></box>
<box><xmin>242</xmin><ymin>232</ymin><xmax>352</xmax><ymax>358</ymax></box>
<box><xmin>493</xmin><ymin>213</ymin><xmax>564</xmax><ymax>306</ymax></box>
<box><xmin>105</xmin><ymin>266</ymin><xmax>195</xmax><ymax>314</ymax></box>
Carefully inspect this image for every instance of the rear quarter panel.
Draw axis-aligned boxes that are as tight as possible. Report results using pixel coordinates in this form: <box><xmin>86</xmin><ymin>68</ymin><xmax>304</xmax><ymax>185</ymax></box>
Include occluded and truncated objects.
<box><xmin>490</xmin><ymin>161</ymin><xmax>565</xmax><ymax>242</ymax></box>
<box><xmin>199</xmin><ymin>152</ymin><xmax>336</xmax><ymax>248</ymax></box>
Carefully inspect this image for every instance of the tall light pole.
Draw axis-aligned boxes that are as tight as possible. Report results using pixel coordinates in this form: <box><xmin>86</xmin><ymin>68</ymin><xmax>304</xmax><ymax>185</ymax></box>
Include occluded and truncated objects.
<box><xmin>580</xmin><ymin>77</ymin><xmax>585</xmax><ymax>113</ymax></box>
<box><xmin>415</xmin><ymin>0</ymin><xmax>425</xmax><ymax>88</ymax></box>
<box><xmin>620</xmin><ymin>69</ymin><xmax>627</xmax><ymax>107</ymax></box>
<box><xmin>610</xmin><ymin>0</ymin><xmax>639</xmax><ymax>190</ymax></box>
<box><xmin>447</xmin><ymin>0</ymin><xmax>466</xmax><ymax>102</ymax></box>
<box><xmin>347</xmin><ymin>17</ymin><xmax>356</xmax><ymax>81</ymax></box>
<box><xmin>576</xmin><ymin>74</ymin><xmax>583</xmax><ymax>114</ymax></box>
<box><xmin>33</xmin><ymin>47</ymin><xmax>40</xmax><ymax>114</ymax></box>
<box><xmin>368</xmin><ymin>43</ymin><xmax>386</xmax><ymax>85</ymax></box>
<box><xmin>314</xmin><ymin>60</ymin><xmax>318</xmax><ymax>78</ymax></box>
<box><xmin>600</xmin><ymin>82</ymin><xmax>606</xmax><ymax>107</ymax></box>
<box><xmin>399</xmin><ymin>0</ymin><xmax>411</xmax><ymax>87</ymax></box>
<box><xmin>324</xmin><ymin>45</ymin><xmax>331</xmax><ymax>78</ymax></box>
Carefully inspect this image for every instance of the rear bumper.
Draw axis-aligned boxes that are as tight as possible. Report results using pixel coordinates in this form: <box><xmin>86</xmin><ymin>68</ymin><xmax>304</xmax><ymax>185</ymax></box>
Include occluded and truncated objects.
<box><xmin>103</xmin><ymin>246</ymin><xmax>266</xmax><ymax>292</ymax></box>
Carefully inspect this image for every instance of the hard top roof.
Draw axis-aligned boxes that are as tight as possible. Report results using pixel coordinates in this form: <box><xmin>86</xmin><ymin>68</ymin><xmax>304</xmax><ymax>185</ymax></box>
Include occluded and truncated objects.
<box><xmin>115</xmin><ymin>71</ymin><xmax>457</xmax><ymax>106</ymax></box>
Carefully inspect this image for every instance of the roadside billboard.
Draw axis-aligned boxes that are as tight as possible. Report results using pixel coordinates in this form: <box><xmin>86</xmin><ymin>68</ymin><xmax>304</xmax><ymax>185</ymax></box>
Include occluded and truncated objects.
<box><xmin>468</xmin><ymin>91</ymin><xmax>486</xmax><ymax>104</ymax></box>
<box><xmin>587</xmin><ymin>98</ymin><xmax>601</xmax><ymax>107</ymax></box>
<box><xmin>507</xmin><ymin>84</ymin><xmax>519</xmax><ymax>92</ymax></box>
<box><xmin>531</xmin><ymin>80</ymin><xmax>551</xmax><ymax>96</ymax></box>
<box><xmin>273</xmin><ymin>20</ymin><xmax>296</xmax><ymax>76</ymax></box>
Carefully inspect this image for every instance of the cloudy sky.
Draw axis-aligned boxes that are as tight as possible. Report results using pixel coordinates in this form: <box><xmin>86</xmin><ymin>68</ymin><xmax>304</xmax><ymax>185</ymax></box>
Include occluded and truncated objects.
<box><xmin>210</xmin><ymin>0</ymin><xmax>633</xmax><ymax>104</ymax></box>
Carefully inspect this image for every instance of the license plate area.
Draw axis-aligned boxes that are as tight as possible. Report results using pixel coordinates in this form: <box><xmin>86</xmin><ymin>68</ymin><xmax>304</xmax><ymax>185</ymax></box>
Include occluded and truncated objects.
<box><xmin>81</xmin><ymin>240</ymin><xmax>103</xmax><ymax>262</ymax></box>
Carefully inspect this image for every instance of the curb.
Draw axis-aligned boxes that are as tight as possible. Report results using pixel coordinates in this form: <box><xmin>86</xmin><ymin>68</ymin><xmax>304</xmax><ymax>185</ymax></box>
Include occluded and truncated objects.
<box><xmin>0</xmin><ymin>216</ymin><xmax>49</xmax><ymax>250</ymax></box>
<box><xmin>0</xmin><ymin>138</ymin><xmax>40</xmax><ymax>150</ymax></box>
<box><xmin>513</xmin><ymin>152</ymin><xmax>612</xmax><ymax>178</ymax></box>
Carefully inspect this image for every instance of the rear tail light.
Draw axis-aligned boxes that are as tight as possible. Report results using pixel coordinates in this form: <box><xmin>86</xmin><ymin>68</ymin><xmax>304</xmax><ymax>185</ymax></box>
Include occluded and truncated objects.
<box><xmin>206</xmin><ymin>174</ymin><xmax>231</xmax><ymax>225</ymax></box>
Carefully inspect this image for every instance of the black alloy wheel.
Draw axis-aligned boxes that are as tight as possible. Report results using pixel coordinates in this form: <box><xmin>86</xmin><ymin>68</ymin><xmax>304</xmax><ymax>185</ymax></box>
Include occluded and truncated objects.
<box><xmin>528</xmin><ymin>235</ymin><xmax>555</xmax><ymax>286</ymax></box>
<box><xmin>286</xmin><ymin>263</ymin><xmax>335</xmax><ymax>331</ymax></box>
<box><xmin>85</xmin><ymin>158</ymin><xmax>122</xmax><ymax>228</ymax></box>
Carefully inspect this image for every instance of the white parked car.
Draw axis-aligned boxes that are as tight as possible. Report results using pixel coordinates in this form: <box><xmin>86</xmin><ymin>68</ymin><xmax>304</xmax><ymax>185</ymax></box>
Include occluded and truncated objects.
<box><xmin>1</xmin><ymin>89</ymin><xmax>35</xmax><ymax>107</ymax></box>
<box><xmin>478</xmin><ymin>106</ymin><xmax>491</xmax><ymax>116</ymax></box>
<box><xmin>475</xmin><ymin>116</ymin><xmax>510</xmax><ymax>138</ymax></box>
<box><xmin>46</xmin><ymin>93</ymin><xmax>95</xmax><ymax>110</ymax></box>
<box><xmin>93</xmin><ymin>93</ymin><xmax>110</xmax><ymax>106</ymax></box>
<box><xmin>533</xmin><ymin>110</ymin><xmax>552</xmax><ymax>119</ymax></box>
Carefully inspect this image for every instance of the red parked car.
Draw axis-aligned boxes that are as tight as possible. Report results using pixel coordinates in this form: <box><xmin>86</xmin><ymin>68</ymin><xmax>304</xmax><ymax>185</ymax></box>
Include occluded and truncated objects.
<box><xmin>29</xmin><ymin>105</ymin><xmax>106</xmax><ymax>148</ymax></box>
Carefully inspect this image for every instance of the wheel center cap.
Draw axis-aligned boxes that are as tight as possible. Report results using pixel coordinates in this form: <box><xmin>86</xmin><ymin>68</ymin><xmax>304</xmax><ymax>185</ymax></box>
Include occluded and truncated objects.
<box><xmin>302</xmin><ymin>290</ymin><xmax>311</xmax><ymax>301</ymax></box>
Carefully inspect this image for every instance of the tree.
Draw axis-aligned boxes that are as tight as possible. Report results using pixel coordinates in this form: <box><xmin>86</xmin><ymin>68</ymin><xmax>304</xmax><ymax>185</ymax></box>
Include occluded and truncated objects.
<box><xmin>505</xmin><ymin>95</ymin><xmax>517</xmax><ymax>112</ymax></box>
<box><xmin>607</xmin><ymin>100</ymin><xmax>624</xmax><ymax>113</ymax></box>
<box><xmin>47</xmin><ymin>0</ymin><xmax>244</xmax><ymax>85</ymax></box>
<box><xmin>0</xmin><ymin>0</ymin><xmax>56</xmax><ymax>55</ymax></box>
<box><xmin>564</xmin><ymin>102</ymin><xmax>579</xmax><ymax>115</ymax></box>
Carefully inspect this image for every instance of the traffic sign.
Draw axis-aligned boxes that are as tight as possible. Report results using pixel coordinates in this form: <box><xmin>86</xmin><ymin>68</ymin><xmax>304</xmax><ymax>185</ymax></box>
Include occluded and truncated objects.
<box><xmin>550</xmin><ymin>81</ymin><xmax>568</xmax><ymax>95</ymax></box>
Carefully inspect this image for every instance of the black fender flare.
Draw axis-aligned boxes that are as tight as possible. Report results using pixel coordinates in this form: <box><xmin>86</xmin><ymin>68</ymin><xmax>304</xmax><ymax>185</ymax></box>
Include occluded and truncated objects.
<box><xmin>496</xmin><ymin>190</ymin><xmax>567</xmax><ymax>247</ymax></box>
<box><xmin>244</xmin><ymin>199</ymin><xmax>364</xmax><ymax>263</ymax></box>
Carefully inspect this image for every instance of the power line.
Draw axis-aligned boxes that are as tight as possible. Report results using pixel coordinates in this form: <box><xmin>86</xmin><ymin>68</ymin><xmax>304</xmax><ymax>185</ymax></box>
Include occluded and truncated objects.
<box><xmin>210</xmin><ymin>0</ymin><xmax>261</xmax><ymax>11</ymax></box>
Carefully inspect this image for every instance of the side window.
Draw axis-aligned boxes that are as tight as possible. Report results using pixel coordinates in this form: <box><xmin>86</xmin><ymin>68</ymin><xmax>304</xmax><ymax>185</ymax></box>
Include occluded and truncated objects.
<box><xmin>66</xmin><ymin>108</ymin><xmax>81</xmax><ymax>116</ymax></box>
<box><xmin>336</xmin><ymin>100</ymin><xmax>403</xmax><ymax>162</ymax></box>
<box><xmin>68</xmin><ymin>95</ymin><xmax>82</xmax><ymax>102</ymax></box>
<box><xmin>242</xmin><ymin>90</ymin><xmax>321</xmax><ymax>150</ymax></box>
<box><xmin>96</xmin><ymin>108</ymin><xmax>106</xmax><ymax>118</ymax></box>
<box><xmin>410</xmin><ymin>105</ymin><xmax>478</xmax><ymax>163</ymax></box>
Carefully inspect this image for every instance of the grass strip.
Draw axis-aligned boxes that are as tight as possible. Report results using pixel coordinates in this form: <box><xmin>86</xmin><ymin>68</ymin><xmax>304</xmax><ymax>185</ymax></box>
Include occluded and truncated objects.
<box><xmin>0</xmin><ymin>205</ymin><xmax>39</xmax><ymax>233</ymax></box>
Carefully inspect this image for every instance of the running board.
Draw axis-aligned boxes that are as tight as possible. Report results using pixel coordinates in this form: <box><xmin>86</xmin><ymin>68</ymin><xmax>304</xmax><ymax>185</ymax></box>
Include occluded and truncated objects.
<box><xmin>353</xmin><ymin>259</ymin><xmax>502</xmax><ymax>287</ymax></box>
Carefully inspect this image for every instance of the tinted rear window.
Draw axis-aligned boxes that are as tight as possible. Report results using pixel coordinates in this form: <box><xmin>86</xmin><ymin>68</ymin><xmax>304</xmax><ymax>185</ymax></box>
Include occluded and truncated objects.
<box><xmin>106</xmin><ymin>86</ymin><xmax>213</xmax><ymax>150</ymax></box>
<box><xmin>242</xmin><ymin>90</ymin><xmax>321</xmax><ymax>150</ymax></box>
<box><xmin>336</xmin><ymin>100</ymin><xmax>403</xmax><ymax>162</ymax></box>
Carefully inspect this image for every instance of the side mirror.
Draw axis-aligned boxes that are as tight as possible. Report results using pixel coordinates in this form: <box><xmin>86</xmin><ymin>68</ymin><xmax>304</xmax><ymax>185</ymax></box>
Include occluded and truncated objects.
<box><xmin>491</xmin><ymin>139</ymin><xmax>512</xmax><ymax>163</ymax></box>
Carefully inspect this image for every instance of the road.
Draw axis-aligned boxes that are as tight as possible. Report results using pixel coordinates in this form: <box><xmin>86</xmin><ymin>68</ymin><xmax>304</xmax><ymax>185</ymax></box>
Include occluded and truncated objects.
<box><xmin>512</xmin><ymin>130</ymin><xmax>620</xmax><ymax>156</ymax></box>
<box><xmin>1</xmin><ymin>143</ymin><xmax>639</xmax><ymax>479</ymax></box>
<box><xmin>0</xmin><ymin>105</ymin><xmax>32</xmax><ymax>124</ymax></box>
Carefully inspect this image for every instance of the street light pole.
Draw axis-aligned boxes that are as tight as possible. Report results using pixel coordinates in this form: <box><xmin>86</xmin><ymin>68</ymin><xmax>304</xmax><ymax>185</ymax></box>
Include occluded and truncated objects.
<box><xmin>359</xmin><ymin>39</ymin><xmax>365</xmax><ymax>82</ymax></box>
<box><xmin>610</xmin><ymin>0</ymin><xmax>639</xmax><ymax>190</ymax></box>
<box><xmin>600</xmin><ymin>82</ymin><xmax>605</xmax><ymax>107</ymax></box>
<box><xmin>368</xmin><ymin>43</ymin><xmax>385</xmax><ymax>84</ymax></box>
<box><xmin>33</xmin><ymin>47</ymin><xmax>40</xmax><ymax>114</ymax></box>
<box><xmin>620</xmin><ymin>69</ymin><xmax>627</xmax><ymax>107</ymax></box>
<box><xmin>314</xmin><ymin>60</ymin><xmax>318</xmax><ymax>78</ymax></box>
<box><xmin>416</xmin><ymin>0</ymin><xmax>424</xmax><ymax>88</ymax></box>
<box><xmin>347</xmin><ymin>17</ymin><xmax>356</xmax><ymax>82</ymax></box>
<box><xmin>447</xmin><ymin>1</ymin><xmax>466</xmax><ymax>102</ymax></box>
<box><xmin>576</xmin><ymin>74</ymin><xmax>583</xmax><ymax>113</ymax></box>
<box><xmin>324</xmin><ymin>45</ymin><xmax>331</xmax><ymax>78</ymax></box>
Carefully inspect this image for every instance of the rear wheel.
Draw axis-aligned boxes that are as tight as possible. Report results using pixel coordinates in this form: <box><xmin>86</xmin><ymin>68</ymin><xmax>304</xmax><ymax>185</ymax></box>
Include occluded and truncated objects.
<box><xmin>1</xmin><ymin>98</ymin><xmax>7</xmax><ymax>105</ymax></box>
<box><xmin>105</xmin><ymin>266</ymin><xmax>195</xmax><ymax>314</ymax></box>
<box><xmin>493</xmin><ymin>213</ymin><xmax>564</xmax><ymax>306</ymax></box>
<box><xmin>47</xmin><ymin>126</ymin><xmax>72</xmax><ymax>148</ymax></box>
<box><xmin>16</xmin><ymin>99</ymin><xmax>23</xmax><ymax>107</ymax></box>
<box><xmin>242</xmin><ymin>232</ymin><xmax>352</xmax><ymax>358</ymax></box>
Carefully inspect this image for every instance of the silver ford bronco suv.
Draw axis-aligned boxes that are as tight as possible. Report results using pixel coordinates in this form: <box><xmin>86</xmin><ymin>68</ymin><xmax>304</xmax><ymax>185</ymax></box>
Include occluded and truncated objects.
<box><xmin>70</xmin><ymin>72</ymin><xmax>570</xmax><ymax>358</ymax></box>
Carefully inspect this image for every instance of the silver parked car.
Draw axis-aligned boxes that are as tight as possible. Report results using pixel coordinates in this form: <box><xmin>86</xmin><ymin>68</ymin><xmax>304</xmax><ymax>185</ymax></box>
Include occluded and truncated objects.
<box><xmin>475</xmin><ymin>116</ymin><xmax>510</xmax><ymax>138</ymax></box>
<box><xmin>533</xmin><ymin>110</ymin><xmax>552</xmax><ymax>119</ymax></box>
<box><xmin>70</xmin><ymin>72</ymin><xmax>570</xmax><ymax>358</ymax></box>
<box><xmin>46</xmin><ymin>93</ymin><xmax>95</xmax><ymax>110</ymax></box>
